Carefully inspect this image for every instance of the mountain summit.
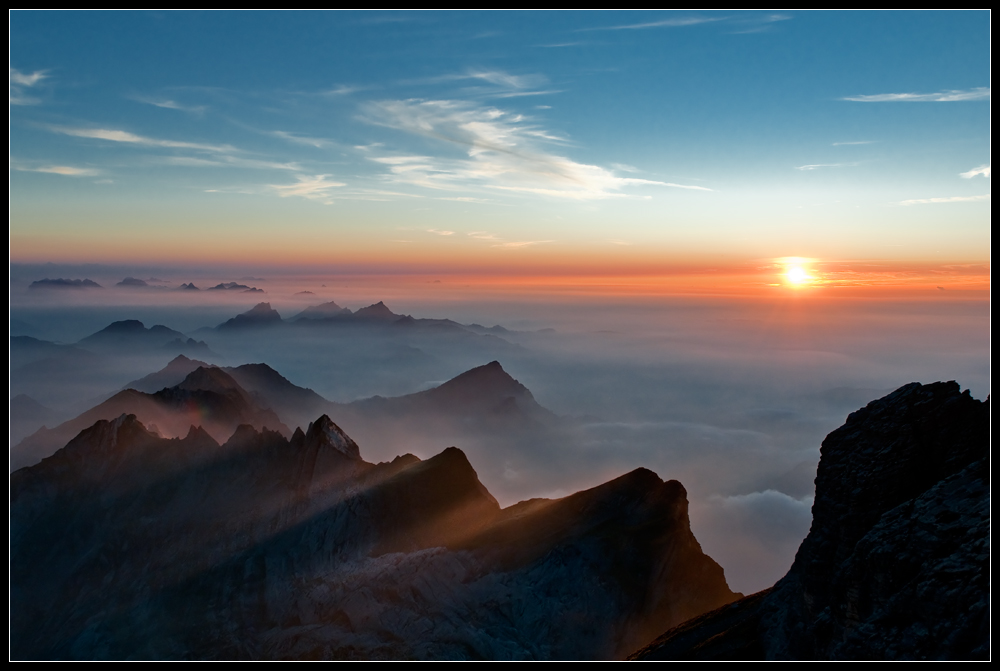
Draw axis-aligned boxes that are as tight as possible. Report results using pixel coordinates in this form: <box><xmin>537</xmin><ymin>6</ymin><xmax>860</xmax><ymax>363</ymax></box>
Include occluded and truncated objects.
<box><xmin>631</xmin><ymin>381</ymin><xmax>989</xmax><ymax>661</ymax></box>
<box><xmin>217</xmin><ymin>302</ymin><xmax>283</xmax><ymax>330</ymax></box>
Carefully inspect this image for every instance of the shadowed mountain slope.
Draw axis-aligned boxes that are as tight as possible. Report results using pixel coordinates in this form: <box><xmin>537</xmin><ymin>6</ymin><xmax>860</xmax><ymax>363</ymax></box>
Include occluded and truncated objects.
<box><xmin>77</xmin><ymin>319</ymin><xmax>186</xmax><ymax>352</ymax></box>
<box><xmin>343</xmin><ymin>360</ymin><xmax>554</xmax><ymax>424</ymax></box>
<box><xmin>11</xmin><ymin>412</ymin><xmax>737</xmax><ymax>660</ymax></box>
<box><xmin>630</xmin><ymin>381</ymin><xmax>989</xmax><ymax>661</ymax></box>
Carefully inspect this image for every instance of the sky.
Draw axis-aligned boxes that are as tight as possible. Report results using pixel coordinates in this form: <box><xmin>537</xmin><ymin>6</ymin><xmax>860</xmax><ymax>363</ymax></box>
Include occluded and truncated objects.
<box><xmin>8</xmin><ymin>11</ymin><xmax>993</xmax><ymax>595</ymax></box>
<box><xmin>9</xmin><ymin>10</ymin><xmax>991</xmax><ymax>288</ymax></box>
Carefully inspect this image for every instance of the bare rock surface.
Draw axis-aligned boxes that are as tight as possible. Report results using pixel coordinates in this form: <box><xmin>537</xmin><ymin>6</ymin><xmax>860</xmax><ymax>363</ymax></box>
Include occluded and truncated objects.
<box><xmin>630</xmin><ymin>381</ymin><xmax>989</xmax><ymax>661</ymax></box>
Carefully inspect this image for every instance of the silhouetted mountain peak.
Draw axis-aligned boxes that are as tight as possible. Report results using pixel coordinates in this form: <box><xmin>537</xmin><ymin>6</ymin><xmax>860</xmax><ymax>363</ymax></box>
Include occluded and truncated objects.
<box><xmin>183</xmin><ymin>424</ymin><xmax>218</xmax><ymax>444</ymax></box>
<box><xmin>353</xmin><ymin>300</ymin><xmax>399</xmax><ymax>320</ymax></box>
<box><xmin>175</xmin><ymin>366</ymin><xmax>247</xmax><ymax>396</ymax></box>
<box><xmin>429</xmin><ymin>361</ymin><xmax>532</xmax><ymax>403</ymax></box>
<box><xmin>291</xmin><ymin>300</ymin><xmax>352</xmax><ymax>321</ymax></box>
<box><xmin>247</xmin><ymin>302</ymin><xmax>278</xmax><ymax>316</ymax></box>
<box><xmin>166</xmin><ymin>354</ymin><xmax>202</xmax><ymax>368</ymax></box>
<box><xmin>305</xmin><ymin>414</ymin><xmax>361</xmax><ymax>461</ymax></box>
<box><xmin>116</xmin><ymin>277</ymin><xmax>148</xmax><ymax>287</ymax></box>
<box><xmin>28</xmin><ymin>278</ymin><xmax>102</xmax><ymax>290</ymax></box>
<box><xmin>100</xmin><ymin>319</ymin><xmax>147</xmax><ymax>333</ymax></box>
<box><xmin>217</xmin><ymin>302</ymin><xmax>283</xmax><ymax>330</ymax></box>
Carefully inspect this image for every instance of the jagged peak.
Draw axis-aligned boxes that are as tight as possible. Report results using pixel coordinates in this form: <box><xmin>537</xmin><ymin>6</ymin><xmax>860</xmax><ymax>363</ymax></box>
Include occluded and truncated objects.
<box><xmin>183</xmin><ymin>424</ymin><xmax>218</xmax><ymax>445</ymax></box>
<box><xmin>305</xmin><ymin>414</ymin><xmax>361</xmax><ymax>460</ymax></box>
<box><xmin>222</xmin><ymin>423</ymin><xmax>262</xmax><ymax>448</ymax></box>
<box><xmin>353</xmin><ymin>301</ymin><xmax>399</xmax><ymax>319</ymax></box>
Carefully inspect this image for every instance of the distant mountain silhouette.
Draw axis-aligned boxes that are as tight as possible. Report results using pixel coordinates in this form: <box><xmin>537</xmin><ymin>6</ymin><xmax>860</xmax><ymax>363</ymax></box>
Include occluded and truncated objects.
<box><xmin>28</xmin><ymin>278</ymin><xmax>102</xmax><ymax>290</ymax></box>
<box><xmin>630</xmin><ymin>381</ymin><xmax>989</xmax><ymax>661</ymax></box>
<box><xmin>123</xmin><ymin>354</ymin><xmax>211</xmax><ymax>393</ymax></box>
<box><xmin>78</xmin><ymin>320</ymin><xmax>187</xmax><ymax>353</ymax></box>
<box><xmin>346</xmin><ymin>360</ymin><xmax>553</xmax><ymax>425</ymax></box>
<box><xmin>207</xmin><ymin>282</ymin><xmax>258</xmax><ymax>291</ymax></box>
<box><xmin>11</xmin><ymin>411</ymin><xmax>737</xmax><ymax>660</ymax></box>
<box><xmin>216</xmin><ymin>302</ymin><xmax>283</xmax><ymax>330</ymax></box>
<box><xmin>352</xmin><ymin>300</ymin><xmax>400</xmax><ymax>321</ymax></box>
<box><xmin>116</xmin><ymin>277</ymin><xmax>148</xmax><ymax>287</ymax></box>
<box><xmin>289</xmin><ymin>300</ymin><xmax>351</xmax><ymax>321</ymax></box>
<box><xmin>118</xmin><ymin>357</ymin><xmax>546</xmax><ymax>443</ymax></box>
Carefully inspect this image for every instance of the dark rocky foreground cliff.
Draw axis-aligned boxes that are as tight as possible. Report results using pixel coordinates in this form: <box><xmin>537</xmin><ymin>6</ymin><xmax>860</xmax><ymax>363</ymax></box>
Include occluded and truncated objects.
<box><xmin>630</xmin><ymin>381</ymin><xmax>989</xmax><ymax>661</ymax></box>
<box><xmin>10</xmin><ymin>414</ymin><xmax>737</xmax><ymax>660</ymax></box>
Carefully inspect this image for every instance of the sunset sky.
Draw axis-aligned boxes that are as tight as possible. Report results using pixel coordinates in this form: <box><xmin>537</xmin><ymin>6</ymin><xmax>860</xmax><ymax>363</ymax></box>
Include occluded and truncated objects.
<box><xmin>10</xmin><ymin>11</ymin><xmax>991</xmax><ymax>289</ymax></box>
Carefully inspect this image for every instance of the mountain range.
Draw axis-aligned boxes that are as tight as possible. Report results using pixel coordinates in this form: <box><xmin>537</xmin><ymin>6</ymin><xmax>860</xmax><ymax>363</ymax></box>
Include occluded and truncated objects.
<box><xmin>11</xmin><ymin>411</ymin><xmax>737</xmax><ymax>659</ymax></box>
<box><xmin>11</xmin><ymin>356</ymin><xmax>555</xmax><ymax>472</ymax></box>
<box><xmin>9</xmin><ymin>351</ymin><xmax>989</xmax><ymax>659</ymax></box>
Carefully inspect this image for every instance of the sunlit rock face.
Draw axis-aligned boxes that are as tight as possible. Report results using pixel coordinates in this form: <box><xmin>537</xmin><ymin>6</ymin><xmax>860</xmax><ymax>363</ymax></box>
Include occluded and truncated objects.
<box><xmin>10</xmin><ymin>414</ymin><xmax>737</xmax><ymax>660</ymax></box>
<box><xmin>630</xmin><ymin>381</ymin><xmax>989</xmax><ymax>661</ymax></box>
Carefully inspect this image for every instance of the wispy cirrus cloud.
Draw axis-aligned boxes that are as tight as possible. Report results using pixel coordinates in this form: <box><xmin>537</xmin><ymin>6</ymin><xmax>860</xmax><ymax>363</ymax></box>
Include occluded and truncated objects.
<box><xmin>960</xmin><ymin>164</ymin><xmax>990</xmax><ymax>179</ymax></box>
<box><xmin>10</xmin><ymin>67</ymin><xmax>48</xmax><ymax>105</ymax></box>
<box><xmin>899</xmin><ymin>194</ymin><xmax>990</xmax><ymax>206</ymax></box>
<box><xmin>323</xmin><ymin>84</ymin><xmax>373</xmax><ymax>96</ymax></box>
<box><xmin>268</xmin><ymin>174</ymin><xmax>346</xmax><ymax>204</ymax></box>
<box><xmin>728</xmin><ymin>13</ymin><xmax>791</xmax><ymax>34</ymax></box>
<box><xmin>48</xmin><ymin>125</ymin><xmax>235</xmax><ymax>153</ymax></box>
<box><xmin>467</xmin><ymin>231</ymin><xmax>553</xmax><ymax>249</ymax></box>
<box><xmin>162</xmin><ymin>155</ymin><xmax>301</xmax><ymax>171</ymax></box>
<box><xmin>133</xmin><ymin>96</ymin><xmax>206</xmax><ymax>113</ymax></box>
<box><xmin>400</xmin><ymin>68</ymin><xmax>560</xmax><ymax>100</ymax></box>
<box><xmin>12</xmin><ymin>163</ymin><xmax>99</xmax><ymax>177</ymax></box>
<box><xmin>576</xmin><ymin>16</ymin><xmax>723</xmax><ymax>32</ymax></box>
<box><xmin>362</xmin><ymin>98</ymin><xmax>711</xmax><ymax>199</ymax></box>
<box><xmin>270</xmin><ymin>130</ymin><xmax>336</xmax><ymax>149</ymax></box>
<box><xmin>843</xmin><ymin>87</ymin><xmax>990</xmax><ymax>102</ymax></box>
<box><xmin>795</xmin><ymin>162</ymin><xmax>858</xmax><ymax>171</ymax></box>
<box><xmin>47</xmin><ymin>125</ymin><xmax>302</xmax><ymax>173</ymax></box>
<box><xmin>426</xmin><ymin>228</ymin><xmax>454</xmax><ymax>236</ymax></box>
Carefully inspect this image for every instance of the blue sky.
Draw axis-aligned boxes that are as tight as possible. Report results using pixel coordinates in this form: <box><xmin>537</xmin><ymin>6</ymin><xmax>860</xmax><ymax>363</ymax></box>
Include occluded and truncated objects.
<box><xmin>10</xmin><ymin>11</ymin><xmax>991</xmax><ymax>269</ymax></box>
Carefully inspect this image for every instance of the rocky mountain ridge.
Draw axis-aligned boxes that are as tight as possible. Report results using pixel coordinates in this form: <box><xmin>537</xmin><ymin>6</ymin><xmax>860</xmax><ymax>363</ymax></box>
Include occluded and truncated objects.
<box><xmin>629</xmin><ymin>381</ymin><xmax>989</xmax><ymax>660</ymax></box>
<box><xmin>11</xmin><ymin>411</ymin><xmax>737</xmax><ymax>660</ymax></box>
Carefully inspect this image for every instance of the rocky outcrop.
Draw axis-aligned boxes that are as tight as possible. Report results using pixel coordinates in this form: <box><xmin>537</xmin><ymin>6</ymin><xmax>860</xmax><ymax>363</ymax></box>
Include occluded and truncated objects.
<box><xmin>11</xmin><ymin>412</ymin><xmax>737</xmax><ymax>660</ymax></box>
<box><xmin>630</xmin><ymin>381</ymin><xmax>989</xmax><ymax>661</ymax></box>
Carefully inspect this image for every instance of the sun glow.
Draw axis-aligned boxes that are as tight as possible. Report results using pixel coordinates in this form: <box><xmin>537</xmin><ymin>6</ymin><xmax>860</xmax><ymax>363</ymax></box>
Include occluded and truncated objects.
<box><xmin>776</xmin><ymin>257</ymin><xmax>817</xmax><ymax>288</ymax></box>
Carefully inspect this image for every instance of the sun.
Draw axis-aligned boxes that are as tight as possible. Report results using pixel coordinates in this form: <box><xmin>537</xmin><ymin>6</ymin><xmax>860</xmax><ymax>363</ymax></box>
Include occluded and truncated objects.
<box><xmin>775</xmin><ymin>257</ymin><xmax>817</xmax><ymax>288</ymax></box>
<box><xmin>786</xmin><ymin>266</ymin><xmax>811</xmax><ymax>285</ymax></box>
